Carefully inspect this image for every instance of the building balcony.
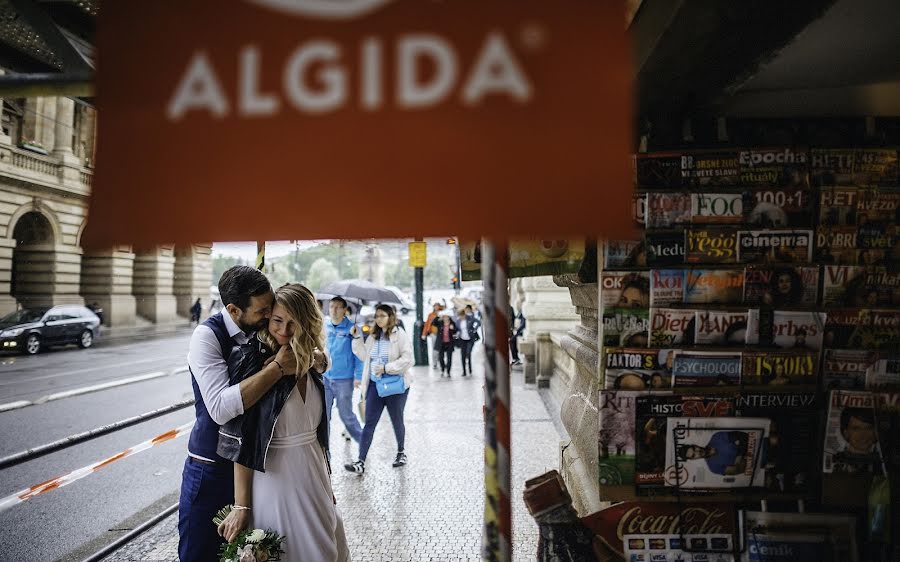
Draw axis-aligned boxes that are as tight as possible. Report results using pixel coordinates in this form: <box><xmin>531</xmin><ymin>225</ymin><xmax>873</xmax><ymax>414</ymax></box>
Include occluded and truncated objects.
<box><xmin>0</xmin><ymin>138</ymin><xmax>92</xmax><ymax>197</ymax></box>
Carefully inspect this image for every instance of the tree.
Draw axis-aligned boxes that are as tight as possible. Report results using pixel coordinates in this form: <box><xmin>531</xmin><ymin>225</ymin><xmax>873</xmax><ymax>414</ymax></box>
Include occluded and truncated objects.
<box><xmin>212</xmin><ymin>255</ymin><xmax>249</xmax><ymax>284</ymax></box>
<box><xmin>424</xmin><ymin>255</ymin><xmax>454</xmax><ymax>289</ymax></box>
<box><xmin>305</xmin><ymin>258</ymin><xmax>340</xmax><ymax>292</ymax></box>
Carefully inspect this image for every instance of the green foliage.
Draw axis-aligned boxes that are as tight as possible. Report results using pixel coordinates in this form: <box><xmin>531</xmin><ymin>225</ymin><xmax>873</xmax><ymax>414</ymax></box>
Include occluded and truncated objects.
<box><xmin>305</xmin><ymin>258</ymin><xmax>340</xmax><ymax>292</ymax></box>
<box><xmin>212</xmin><ymin>255</ymin><xmax>249</xmax><ymax>285</ymax></box>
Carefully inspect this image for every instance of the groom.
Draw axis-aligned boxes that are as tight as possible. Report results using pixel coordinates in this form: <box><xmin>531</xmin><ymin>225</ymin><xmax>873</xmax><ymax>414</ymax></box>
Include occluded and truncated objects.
<box><xmin>179</xmin><ymin>266</ymin><xmax>310</xmax><ymax>562</ymax></box>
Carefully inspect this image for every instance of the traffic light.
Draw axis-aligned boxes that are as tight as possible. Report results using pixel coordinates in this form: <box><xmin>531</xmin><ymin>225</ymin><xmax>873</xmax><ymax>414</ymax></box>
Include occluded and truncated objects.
<box><xmin>447</xmin><ymin>238</ymin><xmax>457</xmax><ymax>245</ymax></box>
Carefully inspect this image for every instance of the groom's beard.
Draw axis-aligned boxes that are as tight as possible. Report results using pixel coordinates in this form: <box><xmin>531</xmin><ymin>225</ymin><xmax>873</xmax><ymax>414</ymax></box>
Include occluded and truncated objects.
<box><xmin>238</xmin><ymin>317</ymin><xmax>267</xmax><ymax>334</ymax></box>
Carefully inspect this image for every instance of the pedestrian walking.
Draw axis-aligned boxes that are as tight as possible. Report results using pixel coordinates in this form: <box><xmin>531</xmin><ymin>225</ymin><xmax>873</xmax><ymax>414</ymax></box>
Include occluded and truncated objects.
<box><xmin>344</xmin><ymin>304</ymin><xmax>413</xmax><ymax>474</ymax></box>
<box><xmin>215</xmin><ymin>284</ymin><xmax>348</xmax><ymax>562</ymax></box>
<box><xmin>190</xmin><ymin>297</ymin><xmax>202</xmax><ymax>325</ymax></box>
<box><xmin>323</xmin><ymin>297</ymin><xmax>364</xmax><ymax>443</ymax></box>
<box><xmin>456</xmin><ymin>308</ymin><xmax>479</xmax><ymax>376</ymax></box>
<box><xmin>432</xmin><ymin>313</ymin><xmax>458</xmax><ymax>377</ymax></box>
<box><xmin>510</xmin><ymin>307</ymin><xmax>526</xmax><ymax>366</ymax></box>
<box><xmin>421</xmin><ymin>303</ymin><xmax>442</xmax><ymax>369</ymax></box>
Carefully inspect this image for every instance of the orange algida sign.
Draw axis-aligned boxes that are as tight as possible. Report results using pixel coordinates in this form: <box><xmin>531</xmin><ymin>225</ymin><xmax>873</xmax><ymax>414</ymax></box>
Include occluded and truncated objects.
<box><xmin>84</xmin><ymin>0</ymin><xmax>633</xmax><ymax>248</ymax></box>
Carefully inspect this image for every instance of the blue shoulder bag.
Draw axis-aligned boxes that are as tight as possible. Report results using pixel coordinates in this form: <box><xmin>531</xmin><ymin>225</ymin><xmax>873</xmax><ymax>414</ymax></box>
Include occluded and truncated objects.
<box><xmin>372</xmin><ymin>337</ymin><xmax>406</xmax><ymax>397</ymax></box>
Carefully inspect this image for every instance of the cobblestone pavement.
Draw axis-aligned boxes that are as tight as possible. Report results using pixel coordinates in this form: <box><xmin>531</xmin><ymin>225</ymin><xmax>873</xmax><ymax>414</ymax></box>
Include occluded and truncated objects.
<box><xmin>106</xmin><ymin>346</ymin><xmax>563</xmax><ymax>561</ymax></box>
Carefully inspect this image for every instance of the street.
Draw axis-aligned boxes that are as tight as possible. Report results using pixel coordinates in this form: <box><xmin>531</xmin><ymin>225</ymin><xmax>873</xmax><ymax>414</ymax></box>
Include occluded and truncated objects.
<box><xmin>0</xmin><ymin>333</ymin><xmax>195</xmax><ymax>562</ymax></box>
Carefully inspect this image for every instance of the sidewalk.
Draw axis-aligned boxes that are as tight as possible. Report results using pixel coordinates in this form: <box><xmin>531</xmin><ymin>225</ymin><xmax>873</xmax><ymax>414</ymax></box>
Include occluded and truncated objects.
<box><xmin>106</xmin><ymin>345</ymin><xmax>564</xmax><ymax>561</ymax></box>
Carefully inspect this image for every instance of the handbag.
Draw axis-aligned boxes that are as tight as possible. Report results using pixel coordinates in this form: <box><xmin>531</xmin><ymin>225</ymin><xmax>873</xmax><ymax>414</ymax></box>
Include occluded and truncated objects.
<box><xmin>373</xmin><ymin>374</ymin><xmax>406</xmax><ymax>397</ymax></box>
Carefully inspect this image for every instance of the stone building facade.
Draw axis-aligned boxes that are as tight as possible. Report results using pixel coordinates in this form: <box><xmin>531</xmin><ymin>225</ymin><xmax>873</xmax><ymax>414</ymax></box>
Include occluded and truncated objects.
<box><xmin>0</xmin><ymin>91</ymin><xmax>212</xmax><ymax>325</ymax></box>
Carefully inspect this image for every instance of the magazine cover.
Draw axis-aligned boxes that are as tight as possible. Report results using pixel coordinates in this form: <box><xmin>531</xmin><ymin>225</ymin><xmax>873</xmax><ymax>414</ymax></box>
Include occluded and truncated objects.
<box><xmin>605</xmin><ymin>239</ymin><xmax>646</xmax><ymax>269</ymax></box>
<box><xmin>854</xmin><ymin>149</ymin><xmax>899</xmax><ymax>186</ymax></box>
<box><xmin>822</xmin><ymin>265</ymin><xmax>866</xmax><ymax>306</ymax></box>
<box><xmin>585</xmin><ymin>501</ymin><xmax>739</xmax><ymax>560</ymax></box>
<box><xmin>624</xmin><ymin>533</ymin><xmax>735</xmax><ymax>562</ymax></box>
<box><xmin>601</xmin><ymin>271</ymin><xmax>651</xmax><ymax>309</ymax></box>
<box><xmin>822</xmin><ymin>349</ymin><xmax>876</xmax><ymax>390</ymax></box>
<box><xmin>603</xmin><ymin>308</ymin><xmax>651</xmax><ymax>347</ymax></box>
<box><xmin>874</xmin><ymin>393</ymin><xmax>900</xmax><ymax>560</ymax></box>
<box><xmin>636</xmin><ymin>152</ymin><xmax>683</xmax><ymax>189</ymax></box>
<box><xmin>691</xmin><ymin>193</ymin><xmax>744</xmax><ymax>225</ymax></box>
<box><xmin>743</xmin><ymin>187</ymin><xmax>814</xmax><ymax>228</ymax></box>
<box><xmin>743</xmin><ymin>266</ymin><xmax>819</xmax><ymax>307</ymax></box>
<box><xmin>857</xmin><ymin>187</ymin><xmax>900</xmax><ymax>223</ymax></box>
<box><xmin>695</xmin><ymin>310</ymin><xmax>755</xmax><ymax>346</ymax></box>
<box><xmin>665</xmin><ymin>417</ymin><xmax>769</xmax><ymax>489</ymax></box>
<box><xmin>598</xmin><ymin>390</ymin><xmax>641</xmax><ymax>487</ymax></box>
<box><xmin>822</xmin><ymin>265</ymin><xmax>900</xmax><ymax>307</ymax></box>
<box><xmin>651</xmin><ymin>269</ymin><xmax>685</xmax><ymax>307</ymax></box>
<box><xmin>633</xmin><ymin>193</ymin><xmax>647</xmax><ymax>227</ymax></box>
<box><xmin>635</xmin><ymin>395</ymin><xmax>736</xmax><ymax>490</ymax></box>
<box><xmin>738</xmin><ymin>147</ymin><xmax>810</xmax><ymax>188</ymax></box>
<box><xmin>818</xmin><ymin>187</ymin><xmax>859</xmax><ymax>227</ymax></box>
<box><xmin>742</xmin><ymin>351</ymin><xmax>818</xmax><ymax>386</ymax></box>
<box><xmin>605</xmin><ymin>347</ymin><xmax>673</xmax><ymax>390</ymax></box>
<box><xmin>857</xmin><ymin>222</ymin><xmax>899</xmax><ymax>256</ymax></box>
<box><xmin>823</xmin><ymin>390</ymin><xmax>881</xmax><ymax>474</ymax></box>
<box><xmin>811</xmin><ymin>148</ymin><xmax>855</xmax><ymax>186</ymax></box>
<box><xmin>736</xmin><ymin>393</ymin><xmax>817</xmax><ymax>494</ymax></box>
<box><xmin>742</xmin><ymin>511</ymin><xmax>859</xmax><ymax>562</ymax></box>
<box><xmin>683</xmin><ymin>269</ymin><xmax>744</xmax><ymax>305</ymax></box>
<box><xmin>825</xmin><ymin>309</ymin><xmax>900</xmax><ymax>350</ymax></box>
<box><xmin>647</xmin><ymin>192</ymin><xmax>692</xmax><ymax>228</ymax></box>
<box><xmin>672</xmin><ymin>351</ymin><xmax>742</xmax><ymax>387</ymax></box>
<box><xmin>681</xmin><ymin>150</ymin><xmax>740</xmax><ymax>187</ymax></box>
<box><xmin>686</xmin><ymin>229</ymin><xmax>738</xmax><ymax>264</ymax></box>
<box><xmin>815</xmin><ymin>226</ymin><xmax>858</xmax><ymax>264</ymax></box>
<box><xmin>771</xmin><ymin>311</ymin><xmax>826</xmax><ymax>350</ymax></box>
<box><xmin>866</xmin><ymin>356</ymin><xmax>900</xmax><ymax>390</ymax></box>
<box><xmin>650</xmin><ymin>308</ymin><xmax>698</xmax><ymax>347</ymax></box>
<box><xmin>736</xmin><ymin>230</ymin><xmax>813</xmax><ymax>264</ymax></box>
<box><xmin>646</xmin><ymin>231</ymin><xmax>686</xmax><ymax>267</ymax></box>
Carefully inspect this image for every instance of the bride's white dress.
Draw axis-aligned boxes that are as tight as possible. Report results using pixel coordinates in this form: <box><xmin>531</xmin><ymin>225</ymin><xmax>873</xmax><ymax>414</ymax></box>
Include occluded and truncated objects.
<box><xmin>251</xmin><ymin>376</ymin><xmax>350</xmax><ymax>562</ymax></box>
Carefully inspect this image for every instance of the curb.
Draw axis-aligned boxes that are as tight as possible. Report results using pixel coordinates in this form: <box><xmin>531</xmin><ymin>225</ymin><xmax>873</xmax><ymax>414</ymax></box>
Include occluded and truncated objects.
<box><xmin>0</xmin><ymin>366</ymin><xmax>189</xmax><ymax>413</ymax></box>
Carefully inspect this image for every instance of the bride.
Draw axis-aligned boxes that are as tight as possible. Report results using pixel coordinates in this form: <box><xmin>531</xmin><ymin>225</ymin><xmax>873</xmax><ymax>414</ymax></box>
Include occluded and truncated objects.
<box><xmin>217</xmin><ymin>283</ymin><xmax>350</xmax><ymax>562</ymax></box>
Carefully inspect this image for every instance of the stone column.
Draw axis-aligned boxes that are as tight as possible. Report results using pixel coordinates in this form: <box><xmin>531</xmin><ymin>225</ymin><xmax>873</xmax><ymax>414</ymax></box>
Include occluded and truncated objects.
<box><xmin>0</xmin><ymin>238</ymin><xmax>17</xmax><ymax>314</ymax></box>
<box><xmin>53</xmin><ymin>97</ymin><xmax>74</xmax><ymax>155</ymax></box>
<box><xmin>133</xmin><ymin>246</ymin><xmax>178</xmax><ymax>323</ymax></box>
<box><xmin>81</xmin><ymin>246</ymin><xmax>137</xmax><ymax>326</ymax></box>
<box><xmin>174</xmin><ymin>244</ymin><xmax>213</xmax><ymax>318</ymax></box>
<box><xmin>0</xmin><ymin>69</ymin><xmax>11</xmax><ymax>144</ymax></box>
<box><xmin>552</xmin><ymin>274</ymin><xmax>602</xmax><ymax>516</ymax></box>
<box><xmin>517</xmin><ymin>275</ymin><xmax>579</xmax><ymax>384</ymax></box>
<box><xmin>12</xmin><ymin>243</ymin><xmax>84</xmax><ymax>308</ymax></box>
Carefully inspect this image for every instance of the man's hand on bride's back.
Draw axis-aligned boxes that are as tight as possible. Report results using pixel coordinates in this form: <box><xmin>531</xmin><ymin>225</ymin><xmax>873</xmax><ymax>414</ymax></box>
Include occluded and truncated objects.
<box><xmin>274</xmin><ymin>345</ymin><xmax>298</xmax><ymax>376</ymax></box>
<box><xmin>218</xmin><ymin>508</ymin><xmax>250</xmax><ymax>543</ymax></box>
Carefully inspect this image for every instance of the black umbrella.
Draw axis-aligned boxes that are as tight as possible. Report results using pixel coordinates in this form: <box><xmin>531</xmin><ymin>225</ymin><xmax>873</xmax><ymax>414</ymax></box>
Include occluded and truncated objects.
<box><xmin>318</xmin><ymin>280</ymin><xmax>402</xmax><ymax>305</ymax></box>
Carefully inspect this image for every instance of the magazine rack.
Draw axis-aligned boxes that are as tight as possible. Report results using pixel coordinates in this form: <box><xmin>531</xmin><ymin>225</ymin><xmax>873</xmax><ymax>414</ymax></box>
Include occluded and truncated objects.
<box><xmin>597</xmin><ymin>145</ymin><xmax>900</xmax><ymax>562</ymax></box>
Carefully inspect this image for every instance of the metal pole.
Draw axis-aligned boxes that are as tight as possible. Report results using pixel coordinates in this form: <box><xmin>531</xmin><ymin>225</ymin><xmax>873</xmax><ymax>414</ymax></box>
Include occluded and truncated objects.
<box><xmin>455</xmin><ymin>237</ymin><xmax>463</xmax><ymax>295</ymax></box>
<box><xmin>0</xmin><ymin>399</ymin><xmax>195</xmax><ymax>470</ymax></box>
<box><xmin>413</xmin><ymin>238</ymin><xmax>428</xmax><ymax>366</ymax></box>
<box><xmin>481</xmin><ymin>239</ymin><xmax>511</xmax><ymax>562</ymax></box>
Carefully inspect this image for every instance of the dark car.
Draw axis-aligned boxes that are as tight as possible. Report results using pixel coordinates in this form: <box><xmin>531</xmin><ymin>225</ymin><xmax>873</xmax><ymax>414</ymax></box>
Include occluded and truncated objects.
<box><xmin>0</xmin><ymin>305</ymin><xmax>101</xmax><ymax>355</ymax></box>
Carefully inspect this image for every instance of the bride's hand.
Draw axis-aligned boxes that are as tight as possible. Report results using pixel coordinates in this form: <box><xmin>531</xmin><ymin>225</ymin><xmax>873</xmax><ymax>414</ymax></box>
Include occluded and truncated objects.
<box><xmin>312</xmin><ymin>349</ymin><xmax>327</xmax><ymax>373</ymax></box>
<box><xmin>217</xmin><ymin>508</ymin><xmax>250</xmax><ymax>543</ymax></box>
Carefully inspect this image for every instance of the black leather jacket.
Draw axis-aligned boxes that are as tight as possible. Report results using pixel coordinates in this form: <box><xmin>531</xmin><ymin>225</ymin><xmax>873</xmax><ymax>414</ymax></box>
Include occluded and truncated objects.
<box><xmin>216</xmin><ymin>338</ymin><xmax>329</xmax><ymax>473</ymax></box>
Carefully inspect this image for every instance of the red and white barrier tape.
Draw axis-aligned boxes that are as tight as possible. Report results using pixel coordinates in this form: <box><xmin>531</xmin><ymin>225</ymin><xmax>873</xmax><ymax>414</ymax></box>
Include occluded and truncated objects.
<box><xmin>0</xmin><ymin>421</ymin><xmax>193</xmax><ymax>513</ymax></box>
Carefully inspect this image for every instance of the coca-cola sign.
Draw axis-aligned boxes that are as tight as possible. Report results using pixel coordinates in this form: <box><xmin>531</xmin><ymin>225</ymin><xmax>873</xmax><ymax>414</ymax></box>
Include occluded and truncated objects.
<box><xmin>582</xmin><ymin>501</ymin><xmax>737</xmax><ymax>557</ymax></box>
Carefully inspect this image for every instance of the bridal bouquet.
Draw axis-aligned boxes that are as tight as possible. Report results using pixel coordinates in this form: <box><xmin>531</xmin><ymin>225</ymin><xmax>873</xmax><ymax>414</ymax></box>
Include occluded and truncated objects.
<box><xmin>213</xmin><ymin>505</ymin><xmax>285</xmax><ymax>562</ymax></box>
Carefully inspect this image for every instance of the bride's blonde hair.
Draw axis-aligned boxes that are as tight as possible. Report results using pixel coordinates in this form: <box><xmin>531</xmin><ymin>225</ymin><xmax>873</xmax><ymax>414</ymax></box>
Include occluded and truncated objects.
<box><xmin>258</xmin><ymin>284</ymin><xmax>324</xmax><ymax>375</ymax></box>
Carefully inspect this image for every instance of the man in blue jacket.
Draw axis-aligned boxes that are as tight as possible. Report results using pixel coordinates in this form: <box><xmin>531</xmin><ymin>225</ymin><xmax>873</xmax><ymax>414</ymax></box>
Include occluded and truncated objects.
<box><xmin>324</xmin><ymin>297</ymin><xmax>364</xmax><ymax>442</ymax></box>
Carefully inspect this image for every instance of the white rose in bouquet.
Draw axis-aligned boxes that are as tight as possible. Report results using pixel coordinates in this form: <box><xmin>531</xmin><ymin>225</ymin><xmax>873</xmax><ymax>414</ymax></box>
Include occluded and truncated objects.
<box><xmin>247</xmin><ymin>529</ymin><xmax>266</xmax><ymax>543</ymax></box>
<box><xmin>238</xmin><ymin>544</ymin><xmax>257</xmax><ymax>562</ymax></box>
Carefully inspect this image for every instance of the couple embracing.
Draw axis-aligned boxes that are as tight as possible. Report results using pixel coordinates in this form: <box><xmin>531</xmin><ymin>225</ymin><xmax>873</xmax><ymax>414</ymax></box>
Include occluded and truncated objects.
<box><xmin>178</xmin><ymin>266</ymin><xmax>348</xmax><ymax>562</ymax></box>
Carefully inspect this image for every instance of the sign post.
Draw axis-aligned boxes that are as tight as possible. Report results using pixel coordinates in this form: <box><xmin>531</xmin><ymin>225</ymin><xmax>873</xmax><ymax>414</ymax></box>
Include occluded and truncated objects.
<box><xmin>481</xmin><ymin>239</ymin><xmax>511</xmax><ymax>561</ymax></box>
<box><xmin>410</xmin><ymin>239</ymin><xmax>428</xmax><ymax>366</ymax></box>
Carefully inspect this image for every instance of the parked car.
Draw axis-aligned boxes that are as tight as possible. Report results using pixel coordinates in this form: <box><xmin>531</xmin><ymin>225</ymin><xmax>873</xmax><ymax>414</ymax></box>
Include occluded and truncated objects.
<box><xmin>0</xmin><ymin>305</ymin><xmax>101</xmax><ymax>355</ymax></box>
<box><xmin>385</xmin><ymin>286</ymin><xmax>416</xmax><ymax>314</ymax></box>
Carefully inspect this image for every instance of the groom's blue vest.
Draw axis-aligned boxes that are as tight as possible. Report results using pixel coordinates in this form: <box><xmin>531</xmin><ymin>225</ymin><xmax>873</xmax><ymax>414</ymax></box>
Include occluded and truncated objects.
<box><xmin>187</xmin><ymin>313</ymin><xmax>235</xmax><ymax>462</ymax></box>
